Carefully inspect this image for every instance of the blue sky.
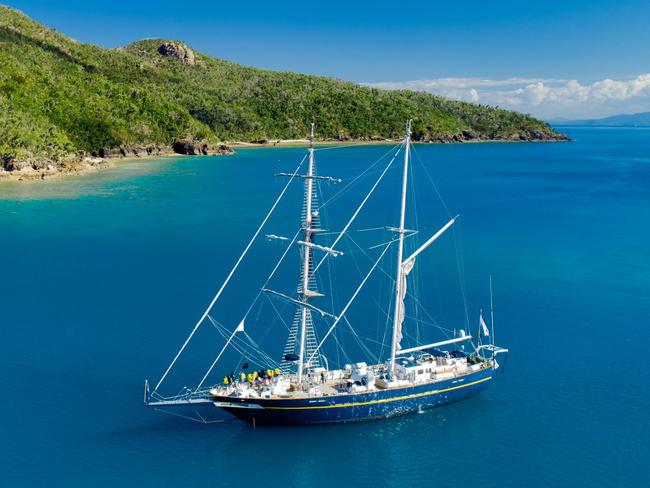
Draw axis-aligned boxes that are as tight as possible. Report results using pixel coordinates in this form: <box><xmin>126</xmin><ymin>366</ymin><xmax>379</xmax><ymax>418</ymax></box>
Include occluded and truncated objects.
<box><xmin>8</xmin><ymin>0</ymin><xmax>650</xmax><ymax>118</ymax></box>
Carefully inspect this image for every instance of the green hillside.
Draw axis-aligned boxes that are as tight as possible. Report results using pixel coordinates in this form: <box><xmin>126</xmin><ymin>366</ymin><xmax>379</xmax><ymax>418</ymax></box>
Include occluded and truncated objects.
<box><xmin>0</xmin><ymin>4</ymin><xmax>566</xmax><ymax>170</ymax></box>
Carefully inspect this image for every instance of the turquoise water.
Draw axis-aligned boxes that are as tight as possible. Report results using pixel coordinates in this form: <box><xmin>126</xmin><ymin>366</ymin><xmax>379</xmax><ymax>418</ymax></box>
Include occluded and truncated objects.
<box><xmin>1</xmin><ymin>128</ymin><xmax>649</xmax><ymax>487</ymax></box>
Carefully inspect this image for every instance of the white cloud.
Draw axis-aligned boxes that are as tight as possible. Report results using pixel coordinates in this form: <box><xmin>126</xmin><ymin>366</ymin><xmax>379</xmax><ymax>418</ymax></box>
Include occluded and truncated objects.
<box><xmin>364</xmin><ymin>74</ymin><xmax>650</xmax><ymax>119</ymax></box>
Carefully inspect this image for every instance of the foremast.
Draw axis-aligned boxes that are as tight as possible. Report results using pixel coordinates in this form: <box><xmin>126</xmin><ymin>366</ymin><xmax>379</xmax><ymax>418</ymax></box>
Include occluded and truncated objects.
<box><xmin>390</xmin><ymin>120</ymin><xmax>412</xmax><ymax>375</ymax></box>
<box><xmin>297</xmin><ymin>123</ymin><xmax>317</xmax><ymax>384</ymax></box>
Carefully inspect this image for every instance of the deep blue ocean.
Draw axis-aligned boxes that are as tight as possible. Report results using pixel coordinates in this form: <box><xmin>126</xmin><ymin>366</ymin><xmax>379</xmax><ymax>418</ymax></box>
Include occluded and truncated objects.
<box><xmin>1</xmin><ymin>127</ymin><xmax>648</xmax><ymax>487</ymax></box>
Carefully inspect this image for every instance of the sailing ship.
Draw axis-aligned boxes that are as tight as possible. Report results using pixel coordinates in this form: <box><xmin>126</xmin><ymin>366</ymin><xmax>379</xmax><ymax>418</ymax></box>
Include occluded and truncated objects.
<box><xmin>145</xmin><ymin>121</ymin><xmax>508</xmax><ymax>426</ymax></box>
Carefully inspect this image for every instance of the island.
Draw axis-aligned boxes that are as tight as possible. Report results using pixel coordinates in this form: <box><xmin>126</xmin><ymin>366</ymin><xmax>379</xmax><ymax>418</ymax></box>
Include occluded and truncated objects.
<box><xmin>550</xmin><ymin>111</ymin><xmax>650</xmax><ymax>127</ymax></box>
<box><xmin>0</xmin><ymin>5</ymin><xmax>568</xmax><ymax>180</ymax></box>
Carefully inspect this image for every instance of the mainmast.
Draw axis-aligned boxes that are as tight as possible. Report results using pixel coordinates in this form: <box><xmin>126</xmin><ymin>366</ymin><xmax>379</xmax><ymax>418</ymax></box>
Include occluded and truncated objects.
<box><xmin>297</xmin><ymin>123</ymin><xmax>316</xmax><ymax>384</ymax></box>
<box><xmin>390</xmin><ymin>120</ymin><xmax>412</xmax><ymax>375</ymax></box>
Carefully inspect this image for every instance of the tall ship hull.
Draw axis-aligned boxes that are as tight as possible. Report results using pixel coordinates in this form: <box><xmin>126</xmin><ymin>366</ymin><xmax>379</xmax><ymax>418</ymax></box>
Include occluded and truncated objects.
<box><xmin>212</xmin><ymin>365</ymin><xmax>493</xmax><ymax>426</ymax></box>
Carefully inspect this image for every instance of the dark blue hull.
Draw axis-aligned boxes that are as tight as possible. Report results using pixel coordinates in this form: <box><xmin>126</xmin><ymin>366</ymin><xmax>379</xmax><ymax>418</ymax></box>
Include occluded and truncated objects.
<box><xmin>213</xmin><ymin>367</ymin><xmax>493</xmax><ymax>425</ymax></box>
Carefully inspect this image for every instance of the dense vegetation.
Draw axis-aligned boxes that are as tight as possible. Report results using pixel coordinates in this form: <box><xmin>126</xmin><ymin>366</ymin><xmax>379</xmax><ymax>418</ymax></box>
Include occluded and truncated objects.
<box><xmin>0</xmin><ymin>5</ymin><xmax>565</xmax><ymax>167</ymax></box>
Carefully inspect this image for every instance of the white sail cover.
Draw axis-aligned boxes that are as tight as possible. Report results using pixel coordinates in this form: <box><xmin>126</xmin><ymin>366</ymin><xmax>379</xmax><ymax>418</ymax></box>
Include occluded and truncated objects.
<box><xmin>395</xmin><ymin>257</ymin><xmax>416</xmax><ymax>350</ymax></box>
<box><xmin>235</xmin><ymin>320</ymin><xmax>245</xmax><ymax>333</ymax></box>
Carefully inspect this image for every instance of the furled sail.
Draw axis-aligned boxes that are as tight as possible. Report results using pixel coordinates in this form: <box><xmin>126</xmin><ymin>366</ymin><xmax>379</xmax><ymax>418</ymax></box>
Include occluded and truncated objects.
<box><xmin>395</xmin><ymin>257</ymin><xmax>416</xmax><ymax>350</ymax></box>
<box><xmin>393</xmin><ymin>218</ymin><xmax>457</xmax><ymax>355</ymax></box>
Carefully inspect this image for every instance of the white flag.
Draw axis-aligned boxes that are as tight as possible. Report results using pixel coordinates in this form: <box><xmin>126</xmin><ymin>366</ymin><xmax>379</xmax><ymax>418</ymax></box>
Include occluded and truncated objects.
<box><xmin>235</xmin><ymin>320</ymin><xmax>245</xmax><ymax>332</ymax></box>
<box><xmin>479</xmin><ymin>312</ymin><xmax>489</xmax><ymax>337</ymax></box>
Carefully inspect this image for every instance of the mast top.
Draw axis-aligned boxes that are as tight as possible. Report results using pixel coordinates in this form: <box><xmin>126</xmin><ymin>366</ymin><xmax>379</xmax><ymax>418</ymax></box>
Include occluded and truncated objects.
<box><xmin>310</xmin><ymin>122</ymin><xmax>315</xmax><ymax>149</ymax></box>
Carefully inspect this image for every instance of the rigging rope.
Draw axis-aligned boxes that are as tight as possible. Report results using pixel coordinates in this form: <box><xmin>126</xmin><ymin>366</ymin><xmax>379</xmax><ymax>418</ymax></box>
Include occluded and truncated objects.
<box><xmin>410</xmin><ymin>144</ymin><xmax>453</xmax><ymax>220</ymax></box>
<box><xmin>453</xmin><ymin>223</ymin><xmax>471</xmax><ymax>330</ymax></box>
<box><xmin>153</xmin><ymin>154</ymin><xmax>308</xmax><ymax>394</ymax></box>
<box><xmin>342</xmin><ymin>316</ymin><xmax>379</xmax><ymax>363</ymax></box>
<box><xmin>239</xmin><ymin>227</ymin><xmax>302</xmax><ymax>323</ymax></box>
<box><xmin>205</xmin><ymin>316</ymin><xmax>280</xmax><ymax>373</ymax></box>
<box><xmin>346</xmin><ymin>234</ymin><xmax>453</xmax><ymax>341</ymax></box>
<box><xmin>310</xmin><ymin>144</ymin><xmax>403</xmax><ymax>279</ymax></box>
<box><xmin>306</xmin><ymin>241</ymin><xmax>393</xmax><ymax>366</ymax></box>
<box><xmin>319</xmin><ymin>143</ymin><xmax>401</xmax><ymax>209</ymax></box>
<box><xmin>313</xmin><ymin>142</ymin><xmax>392</xmax><ymax>152</ymax></box>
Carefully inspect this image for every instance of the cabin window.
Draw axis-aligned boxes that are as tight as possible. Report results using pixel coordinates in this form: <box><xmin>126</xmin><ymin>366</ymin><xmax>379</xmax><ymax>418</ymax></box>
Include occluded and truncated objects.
<box><xmin>418</xmin><ymin>369</ymin><xmax>423</xmax><ymax>374</ymax></box>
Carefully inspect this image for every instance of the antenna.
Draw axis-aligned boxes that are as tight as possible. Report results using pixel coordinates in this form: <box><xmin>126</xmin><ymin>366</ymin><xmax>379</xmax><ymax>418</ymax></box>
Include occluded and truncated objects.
<box><xmin>489</xmin><ymin>275</ymin><xmax>495</xmax><ymax>348</ymax></box>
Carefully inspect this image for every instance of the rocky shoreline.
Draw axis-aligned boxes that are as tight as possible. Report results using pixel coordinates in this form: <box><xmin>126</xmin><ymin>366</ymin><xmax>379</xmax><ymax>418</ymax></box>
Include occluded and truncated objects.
<box><xmin>0</xmin><ymin>141</ymin><xmax>234</xmax><ymax>181</ymax></box>
<box><xmin>0</xmin><ymin>131</ymin><xmax>569</xmax><ymax>182</ymax></box>
<box><xmin>234</xmin><ymin>129</ymin><xmax>570</xmax><ymax>147</ymax></box>
<box><xmin>418</xmin><ymin>128</ymin><xmax>570</xmax><ymax>143</ymax></box>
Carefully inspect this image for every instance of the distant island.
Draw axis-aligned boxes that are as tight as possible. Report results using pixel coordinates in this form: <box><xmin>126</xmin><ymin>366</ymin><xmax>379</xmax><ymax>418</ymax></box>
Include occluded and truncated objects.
<box><xmin>550</xmin><ymin>111</ymin><xmax>650</xmax><ymax>127</ymax></box>
<box><xmin>0</xmin><ymin>5</ymin><xmax>568</xmax><ymax>180</ymax></box>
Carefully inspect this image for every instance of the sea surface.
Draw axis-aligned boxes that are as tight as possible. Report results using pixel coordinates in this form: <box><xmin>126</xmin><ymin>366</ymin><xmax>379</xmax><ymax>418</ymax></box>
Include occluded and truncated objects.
<box><xmin>1</xmin><ymin>127</ymin><xmax>648</xmax><ymax>487</ymax></box>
